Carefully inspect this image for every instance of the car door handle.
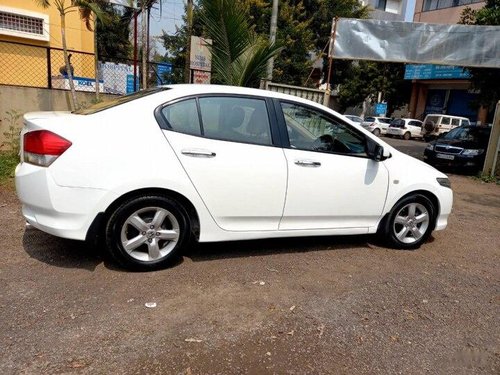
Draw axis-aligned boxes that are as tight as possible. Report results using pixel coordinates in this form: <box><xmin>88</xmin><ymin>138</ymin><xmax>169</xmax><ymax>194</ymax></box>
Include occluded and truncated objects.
<box><xmin>294</xmin><ymin>159</ymin><xmax>321</xmax><ymax>167</ymax></box>
<box><xmin>181</xmin><ymin>149</ymin><xmax>216</xmax><ymax>158</ymax></box>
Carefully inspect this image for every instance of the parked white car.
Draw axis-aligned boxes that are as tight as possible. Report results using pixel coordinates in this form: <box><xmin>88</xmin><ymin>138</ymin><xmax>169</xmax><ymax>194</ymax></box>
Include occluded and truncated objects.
<box><xmin>344</xmin><ymin>115</ymin><xmax>363</xmax><ymax>124</ymax></box>
<box><xmin>421</xmin><ymin>114</ymin><xmax>470</xmax><ymax>141</ymax></box>
<box><xmin>16</xmin><ymin>85</ymin><xmax>453</xmax><ymax>270</ymax></box>
<box><xmin>386</xmin><ymin>118</ymin><xmax>423</xmax><ymax>140</ymax></box>
<box><xmin>361</xmin><ymin>116</ymin><xmax>392</xmax><ymax>136</ymax></box>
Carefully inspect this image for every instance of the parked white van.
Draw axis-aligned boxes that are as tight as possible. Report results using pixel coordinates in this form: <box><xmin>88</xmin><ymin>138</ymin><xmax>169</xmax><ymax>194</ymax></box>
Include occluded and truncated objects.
<box><xmin>421</xmin><ymin>114</ymin><xmax>470</xmax><ymax>141</ymax></box>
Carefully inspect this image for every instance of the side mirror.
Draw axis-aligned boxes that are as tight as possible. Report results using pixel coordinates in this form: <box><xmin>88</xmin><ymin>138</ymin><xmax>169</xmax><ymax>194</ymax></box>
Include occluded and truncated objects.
<box><xmin>374</xmin><ymin>145</ymin><xmax>385</xmax><ymax>161</ymax></box>
<box><xmin>366</xmin><ymin>138</ymin><xmax>390</xmax><ymax>161</ymax></box>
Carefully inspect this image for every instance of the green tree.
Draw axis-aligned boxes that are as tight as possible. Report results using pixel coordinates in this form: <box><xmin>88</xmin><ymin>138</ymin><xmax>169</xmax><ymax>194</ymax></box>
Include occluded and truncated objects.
<box><xmin>248</xmin><ymin>0</ymin><xmax>314</xmax><ymax>86</ymax></box>
<box><xmin>35</xmin><ymin>0</ymin><xmax>105</xmax><ymax>109</ymax></box>
<box><xmin>96</xmin><ymin>2</ymin><xmax>133</xmax><ymax>60</ymax></box>
<box><xmin>199</xmin><ymin>0</ymin><xmax>282</xmax><ymax>87</ymax></box>
<box><xmin>158</xmin><ymin>5</ymin><xmax>202</xmax><ymax>83</ymax></box>
<box><xmin>460</xmin><ymin>0</ymin><xmax>500</xmax><ymax>111</ymax></box>
<box><xmin>337</xmin><ymin>61</ymin><xmax>411</xmax><ymax>114</ymax></box>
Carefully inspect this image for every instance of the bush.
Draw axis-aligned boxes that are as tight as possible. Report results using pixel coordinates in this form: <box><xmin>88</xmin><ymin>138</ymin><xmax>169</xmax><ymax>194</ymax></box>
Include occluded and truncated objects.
<box><xmin>0</xmin><ymin>109</ymin><xmax>22</xmax><ymax>185</ymax></box>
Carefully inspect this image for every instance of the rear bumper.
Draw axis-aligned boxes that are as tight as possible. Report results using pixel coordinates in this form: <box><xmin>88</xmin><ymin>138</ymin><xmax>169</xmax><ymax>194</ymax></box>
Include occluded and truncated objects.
<box><xmin>15</xmin><ymin>162</ymin><xmax>111</xmax><ymax>241</ymax></box>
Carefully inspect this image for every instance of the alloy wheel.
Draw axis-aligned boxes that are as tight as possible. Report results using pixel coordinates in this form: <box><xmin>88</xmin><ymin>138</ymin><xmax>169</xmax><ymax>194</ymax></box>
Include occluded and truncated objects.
<box><xmin>120</xmin><ymin>206</ymin><xmax>180</xmax><ymax>262</ymax></box>
<box><xmin>392</xmin><ymin>202</ymin><xmax>430</xmax><ymax>244</ymax></box>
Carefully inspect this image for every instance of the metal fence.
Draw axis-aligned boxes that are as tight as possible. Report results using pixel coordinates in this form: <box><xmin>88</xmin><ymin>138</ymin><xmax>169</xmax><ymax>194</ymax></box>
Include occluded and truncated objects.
<box><xmin>0</xmin><ymin>40</ymin><xmax>171</xmax><ymax>95</ymax></box>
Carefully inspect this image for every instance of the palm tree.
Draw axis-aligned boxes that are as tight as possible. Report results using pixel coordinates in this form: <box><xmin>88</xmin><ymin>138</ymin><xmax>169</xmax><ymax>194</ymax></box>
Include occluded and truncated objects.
<box><xmin>199</xmin><ymin>0</ymin><xmax>283</xmax><ymax>87</ymax></box>
<box><xmin>79</xmin><ymin>0</ymin><xmax>108</xmax><ymax>101</ymax></box>
<box><xmin>35</xmin><ymin>0</ymin><xmax>106</xmax><ymax>109</ymax></box>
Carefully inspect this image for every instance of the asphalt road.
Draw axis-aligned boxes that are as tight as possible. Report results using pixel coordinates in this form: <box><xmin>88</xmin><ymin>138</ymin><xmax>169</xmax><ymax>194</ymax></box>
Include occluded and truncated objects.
<box><xmin>0</xmin><ymin>139</ymin><xmax>499</xmax><ymax>374</ymax></box>
<box><xmin>382</xmin><ymin>135</ymin><xmax>428</xmax><ymax>160</ymax></box>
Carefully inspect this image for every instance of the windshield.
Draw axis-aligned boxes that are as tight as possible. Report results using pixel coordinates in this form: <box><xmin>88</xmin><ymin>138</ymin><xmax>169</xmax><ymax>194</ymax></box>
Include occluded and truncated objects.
<box><xmin>379</xmin><ymin>118</ymin><xmax>392</xmax><ymax>124</ymax></box>
<box><xmin>73</xmin><ymin>87</ymin><xmax>169</xmax><ymax>115</ymax></box>
<box><xmin>442</xmin><ymin>127</ymin><xmax>490</xmax><ymax>143</ymax></box>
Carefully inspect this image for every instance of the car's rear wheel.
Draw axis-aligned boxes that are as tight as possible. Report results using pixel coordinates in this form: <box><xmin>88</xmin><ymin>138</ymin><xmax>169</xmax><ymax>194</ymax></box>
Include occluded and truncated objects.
<box><xmin>373</xmin><ymin>128</ymin><xmax>381</xmax><ymax>136</ymax></box>
<box><xmin>403</xmin><ymin>131</ymin><xmax>411</xmax><ymax>140</ymax></box>
<box><xmin>105</xmin><ymin>195</ymin><xmax>189</xmax><ymax>271</ymax></box>
<box><xmin>380</xmin><ymin>194</ymin><xmax>436</xmax><ymax>249</ymax></box>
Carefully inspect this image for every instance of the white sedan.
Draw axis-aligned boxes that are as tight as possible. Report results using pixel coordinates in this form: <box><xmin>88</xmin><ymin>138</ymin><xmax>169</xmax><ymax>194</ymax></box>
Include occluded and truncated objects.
<box><xmin>16</xmin><ymin>85</ymin><xmax>453</xmax><ymax>270</ymax></box>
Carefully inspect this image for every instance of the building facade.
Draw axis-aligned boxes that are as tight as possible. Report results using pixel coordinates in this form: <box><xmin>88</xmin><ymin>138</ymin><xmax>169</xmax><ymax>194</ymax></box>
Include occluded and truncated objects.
<box><xmin>363</xmin><ymin>0</ymin><xmax>411</xmax><ymax>21</ymax></box>
<box><xmin>408</xmin><ymin>0</ymin><xmax>488</xmax><ymax>123</ymax></box>
<box><xmin>0</xmin><ymin>0</ymin><xmax>96</xmax><ymax>88</ymax></box>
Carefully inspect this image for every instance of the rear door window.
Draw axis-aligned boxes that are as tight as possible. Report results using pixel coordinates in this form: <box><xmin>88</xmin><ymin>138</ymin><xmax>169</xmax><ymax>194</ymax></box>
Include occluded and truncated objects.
<box><xmin>451</xmin><ymin>118</ymin><xmax>460</xmax><ymax>126</ymax></box>
<box><xmin>161</xmin><ymin>99</ymin><xmax>202</xmax><ymax>136</ymax></box>
<box><xmin>198</xmin><ymin>97</ymin><xmax>273</xmax><ymax>145</ymax></box>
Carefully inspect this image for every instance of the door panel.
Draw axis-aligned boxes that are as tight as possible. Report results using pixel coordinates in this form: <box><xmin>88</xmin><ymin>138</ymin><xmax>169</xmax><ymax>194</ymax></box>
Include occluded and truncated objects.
<box><xmin>280</xmin><ymin>149</ymin><xmax>389</xmax><ymax>230</ymax></box>
<box><xmin>277</xmin><ymin>100</ymin><xmax>389</xmax><ymax>230</ymax></box>
<box><xmin>166</xmin><ymin>132</ymin><xmax>287</xmax><ymax>231</ymax></box>
<box><xmin>160</xmin><ymin>96</ymin><xmax>287</xmax><ymax>232</ymax></box>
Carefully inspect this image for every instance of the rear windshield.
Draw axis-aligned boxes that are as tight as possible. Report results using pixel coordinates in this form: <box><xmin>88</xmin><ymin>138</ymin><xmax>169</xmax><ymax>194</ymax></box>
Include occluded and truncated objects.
<box><xmin>365</xmin><ymin>117</ymin><xmax>375</xmax><ymax>122</ymax></box>
<box><xmin>73</xmin><ymin>87</ymin><xmax>169</xmax><ymax>115</ymax></box>
<box><xmin>379</xmin><ymin>118</ymin><xmax>392</xmax><ymax>124</ymax></box>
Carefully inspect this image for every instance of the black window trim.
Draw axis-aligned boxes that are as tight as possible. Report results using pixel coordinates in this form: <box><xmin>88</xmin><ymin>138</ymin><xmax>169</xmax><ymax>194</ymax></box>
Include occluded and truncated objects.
<box><xmin>272</xmin><ymin>98</ymin><xmax>374</xmax><ymax>160</ymax></box>
<box><xmin>154</xmin><ymin>93</ymin><xmax>284</xmax><ymax>148</ymax></box>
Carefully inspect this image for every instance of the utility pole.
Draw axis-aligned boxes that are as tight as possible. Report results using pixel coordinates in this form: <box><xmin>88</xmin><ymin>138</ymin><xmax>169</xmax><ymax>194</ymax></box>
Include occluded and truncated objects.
<box><xmin>266</xmin><ymin>0</ymin><xmax>278</xmax><ymax>81</ymax></box>
<box><xmin>184</xmin><ymin>0</ymin><xmax>193</xmax><ymax>83</ymax></box>
<box><xmin>141</xmin><ymin>1</ymin><xmax>148</xmax><ymax>89</ymax></box>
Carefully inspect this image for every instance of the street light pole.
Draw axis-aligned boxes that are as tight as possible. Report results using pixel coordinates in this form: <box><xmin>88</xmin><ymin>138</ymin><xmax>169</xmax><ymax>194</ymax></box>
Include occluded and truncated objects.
<box><xmin>266</xmin><ymin>0</ymin><xmax>278</xmax><ymax>81</ymax></box>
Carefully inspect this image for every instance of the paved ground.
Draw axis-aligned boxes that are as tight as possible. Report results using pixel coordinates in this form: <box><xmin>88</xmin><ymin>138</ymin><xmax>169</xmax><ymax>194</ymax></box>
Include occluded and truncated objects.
<box><xmin>0</xmin><ymin>139</ymin><xmax>499</xmax><ymax>374</ymax></box>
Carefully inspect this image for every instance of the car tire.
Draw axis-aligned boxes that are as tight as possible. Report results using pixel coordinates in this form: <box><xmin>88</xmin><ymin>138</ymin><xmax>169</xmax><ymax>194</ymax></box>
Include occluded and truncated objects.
<box><xmin>373</xmin><ymin>128</ymin><xmax>381</xmax><ymax>137</ymax></box>
<box><xmin>379</xmin><ymin>194</ymin><xmax>436</xmax><ymax>250</ymax></box>
<box><xmin>105</xmin><ymin>195</ymin><xmax>190</xmax><ymax>271</ymax></box>
<box><xmin>403</xmin><ymin>132</ymin><xmax>411</xmax><ymax>140</ymax></box>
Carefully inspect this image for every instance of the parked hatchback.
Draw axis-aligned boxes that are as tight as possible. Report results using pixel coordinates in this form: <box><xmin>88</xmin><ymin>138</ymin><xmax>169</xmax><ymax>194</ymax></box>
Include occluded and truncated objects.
<box><xmin>361</xmin><ymin>116</ymin><xmax>392</xmax><ymax>136</ymax></box>
<box><xmin>424</xmin><ymin>125</ymin><xmax>491</xmax><ymax>173</ymax></box>
<box><xmin>16</xmin><ymin>85</ymin><xmax>453</xmax><ymax>270</ymax></box>
<box><xmin>386</xmin><ymin>118</ymin><xmax>423</xmax><ymax>140</ymax></box>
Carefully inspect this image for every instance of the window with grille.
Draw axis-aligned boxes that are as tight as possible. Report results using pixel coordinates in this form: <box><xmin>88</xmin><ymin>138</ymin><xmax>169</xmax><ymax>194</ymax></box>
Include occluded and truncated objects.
<box><xmin>0</xmin><ymin>7</ymin><xmax>49</xmax><ymax>41</ymax></box>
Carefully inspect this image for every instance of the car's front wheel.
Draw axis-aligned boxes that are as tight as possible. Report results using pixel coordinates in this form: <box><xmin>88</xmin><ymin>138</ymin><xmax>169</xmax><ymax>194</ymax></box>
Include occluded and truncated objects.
<box><xmin>372</xmin><ymin>128</ymin><xmax>381</xmax><ymax>136</ymax></box>
<box><xmin>403</xmin><ymin>132</ymin><xmax>411</xmax><ymax>140</ymax></box>
<box><xmin>105</xmin><ymin>195</ymin><xmax>189</xmax><ymax>271</ymax></box>
<box><xmin>380</xmin><ymin>194</ymin><xmax>436</xmax><ymax>249</ymax></box>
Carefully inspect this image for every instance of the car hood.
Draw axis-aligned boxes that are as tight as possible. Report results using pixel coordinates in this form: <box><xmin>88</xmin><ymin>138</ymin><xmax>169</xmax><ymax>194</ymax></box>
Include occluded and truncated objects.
<box><xmin>432</xmin><ymin>138</ymin><xmax>483</xmax><ymax>149</ymax></box>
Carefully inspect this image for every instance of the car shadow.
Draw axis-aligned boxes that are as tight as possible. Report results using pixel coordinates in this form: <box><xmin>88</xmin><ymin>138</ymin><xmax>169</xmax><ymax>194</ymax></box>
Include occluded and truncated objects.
<box><xmin>23</xmin><ymin>224</ymin><xmax>381</xmax><ymax>270</ymax></box>
<box><xmin>23</xmin><ymin>226</ymin><xmax>416</xmax><ymax>271</ymax></box>
<box><xmin>184</xmin><ymin>234</ymin><xmax>381</xmax><ymax>262</ymax></box>
<box><xmin>22</xmin><ymin>226</ymin><xmax>104</xmax><ymax>271</ymax></box>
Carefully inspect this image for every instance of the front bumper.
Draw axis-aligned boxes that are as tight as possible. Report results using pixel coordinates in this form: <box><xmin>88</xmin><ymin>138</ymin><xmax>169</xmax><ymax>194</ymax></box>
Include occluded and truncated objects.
<box><xmin>15</xmin><ymin>162</ymin><xmax>111</xmax><ymax>241</ymax></box>
<box><xmin>423</xmin><ymin>149</ymin><xmax>484</xmax><ymax>170</ymax></box>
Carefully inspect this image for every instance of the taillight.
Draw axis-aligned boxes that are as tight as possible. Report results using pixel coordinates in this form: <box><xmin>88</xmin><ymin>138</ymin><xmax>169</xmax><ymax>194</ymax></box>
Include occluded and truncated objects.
<box><xmin>24</xmin><ymin>130</ymin><xmax>72</xmax><ymax>167</ymax></box>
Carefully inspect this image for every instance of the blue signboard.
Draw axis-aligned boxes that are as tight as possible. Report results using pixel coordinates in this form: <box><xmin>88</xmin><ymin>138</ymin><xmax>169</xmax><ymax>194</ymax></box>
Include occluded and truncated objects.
<box><xmin>157</xmin><ymin>63</ymin><xmax>173</xmax><ymax>85</ymax></box>
<box><xmin>404</xmin><ymin>64</ymin><xmax>471</xmax><ymax>80</ymax></box>
<box><xmin>375</xmin><ymin>102</ymin><xmax>387</xmax><ymax>115</ymax></box>
<box><xmin>126</xmin><ymin>74</ymin><xmax>137</xmax><ymax>94</ymax></box>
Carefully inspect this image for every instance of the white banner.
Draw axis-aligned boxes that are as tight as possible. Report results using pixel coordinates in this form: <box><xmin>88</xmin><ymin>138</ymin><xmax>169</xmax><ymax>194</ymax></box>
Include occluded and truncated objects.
<box><xmin>190</xmin><ymin>36</ymin><xmax>212</xmax><ymax>72</ymax></box>
<box><xmin>329</xmin><ymin>19</ymin><xmax>500</xmax><ymax>68</ymax></box>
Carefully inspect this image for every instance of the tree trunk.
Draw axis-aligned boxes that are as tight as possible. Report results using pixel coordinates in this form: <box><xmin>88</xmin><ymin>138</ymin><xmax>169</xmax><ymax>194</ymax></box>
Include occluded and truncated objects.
<box><xmin>60</xmin><ymin>13</ymin><xmax>79</xmax><ymax>110</ymax></box>
<box><xmin>94</xmin><ymin>16</ymin><xmax>100</xmax><ymax>102</ymax></box>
